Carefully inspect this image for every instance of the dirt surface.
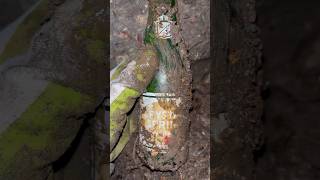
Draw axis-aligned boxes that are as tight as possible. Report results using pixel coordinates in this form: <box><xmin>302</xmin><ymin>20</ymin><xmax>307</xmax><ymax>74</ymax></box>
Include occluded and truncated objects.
<box><xmin>178</xmin><ymin>0</ymin><xmax>210</xmax><ymax>61</ymax></box>
<box><xmin>211</xmin><ymin>0</ymin><xmax>263</xmax><ymax>179</ymax></box>
<box><xmin>255</xmin><ymin>0</ymin><xmax>320</xmax><ymax>179</ymax></box>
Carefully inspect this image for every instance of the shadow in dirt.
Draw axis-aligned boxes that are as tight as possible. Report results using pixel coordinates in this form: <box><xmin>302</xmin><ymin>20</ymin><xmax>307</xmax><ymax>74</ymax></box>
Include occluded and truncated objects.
<box><xmin>256</xmin><ymin>0</ymin><xmax>320</xmax><ymax>179</ymax></box>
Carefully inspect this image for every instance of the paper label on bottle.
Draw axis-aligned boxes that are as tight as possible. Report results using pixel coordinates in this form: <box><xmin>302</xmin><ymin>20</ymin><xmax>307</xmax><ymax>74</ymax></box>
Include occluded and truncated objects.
<box><xmin>139</xmin><ymin>92</ymin><xmax>181</xmax><ymax>156</ymax></box>
<box><xmin>154</xmin><ymin>15</ymin><xmax>172</xmax><ymax>39</ymax></box>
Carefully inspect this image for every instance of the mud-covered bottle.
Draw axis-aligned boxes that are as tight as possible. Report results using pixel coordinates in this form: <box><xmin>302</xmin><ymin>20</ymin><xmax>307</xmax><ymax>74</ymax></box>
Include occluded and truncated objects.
<box><xmin>137</xmin><ymin>0</ymin><xmax>191</xmax><ymax>171</ymax></box>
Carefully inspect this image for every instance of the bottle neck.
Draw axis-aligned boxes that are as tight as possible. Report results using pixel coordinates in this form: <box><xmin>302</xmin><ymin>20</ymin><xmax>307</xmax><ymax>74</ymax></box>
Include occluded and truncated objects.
<box><xmin>145</xmin><ymin>0</ymin><xmax>183</xmax><ymax>93</ymax></box>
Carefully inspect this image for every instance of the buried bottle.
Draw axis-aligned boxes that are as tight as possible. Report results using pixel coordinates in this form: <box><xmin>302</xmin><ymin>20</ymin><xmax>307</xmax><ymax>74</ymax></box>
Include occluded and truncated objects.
<box><xmin>137</xmin><ymin>0</ymin><xmax>191</xmax><ymax>171</ymax></box>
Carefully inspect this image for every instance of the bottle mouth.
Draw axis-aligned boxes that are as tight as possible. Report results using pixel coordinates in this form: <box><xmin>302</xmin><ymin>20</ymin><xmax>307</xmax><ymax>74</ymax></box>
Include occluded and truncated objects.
<box><xmin>142</xmin><ymin>92</ymin><xmax>176</xmax><ymax>98</ymax></box>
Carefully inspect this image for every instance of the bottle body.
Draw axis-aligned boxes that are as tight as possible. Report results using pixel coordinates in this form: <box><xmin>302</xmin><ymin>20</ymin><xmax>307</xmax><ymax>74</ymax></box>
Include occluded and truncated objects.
<box><xmin>137</xmin><ymin>39</ymin><xmax>190</xmax><ymax>171</ymax></box>
<box><xmin>137</xmin><ymin>1</ymin><xmax>191</xmax><ymax>171</ymax></box>
<box><xmin>138</xmin><ymin>92</ymin><xmax>188</xmax><ymax>171</ymax></box>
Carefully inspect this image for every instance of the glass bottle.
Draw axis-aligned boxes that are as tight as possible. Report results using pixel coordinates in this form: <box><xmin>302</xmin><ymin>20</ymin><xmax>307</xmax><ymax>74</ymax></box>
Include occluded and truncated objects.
<box><xmin>137</xmin><ymin>0</ymin><xmax>191</xmax><ymax>171</ymax></box>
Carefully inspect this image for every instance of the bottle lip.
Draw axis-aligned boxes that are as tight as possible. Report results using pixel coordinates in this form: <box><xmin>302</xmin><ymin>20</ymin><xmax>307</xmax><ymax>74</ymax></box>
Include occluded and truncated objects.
<box><xmin>142</xmin><ymin>92</ymin><xmax>176</xmax><ymax>98</ymax></box>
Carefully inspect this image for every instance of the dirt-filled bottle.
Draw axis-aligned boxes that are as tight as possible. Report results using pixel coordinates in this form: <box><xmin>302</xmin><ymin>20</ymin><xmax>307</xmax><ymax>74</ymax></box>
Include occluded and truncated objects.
<box><xmin>137</xmin><ymin>0</ymin><xmax>192</xmax><ymax>171</ymax></box>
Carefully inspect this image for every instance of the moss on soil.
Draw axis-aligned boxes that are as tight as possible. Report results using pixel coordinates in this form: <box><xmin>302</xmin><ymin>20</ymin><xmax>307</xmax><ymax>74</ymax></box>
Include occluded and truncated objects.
<box><xmin>0</xmin><ymin>83</ymin><xmax>93</xmax><ymax>174</ymax></box>
<box><xmin>86</xmin><ymin>40</ymin><xmax>106</xmax><ymax>64</ymax></box>
<box><xmin>144</xmin><ymin>26</ymin><xmax>156</xmax><ymax>45</ymax></box>
<box><xmin>110</xmin><ymin>88</ymin><xmax>140</xmax><ymax>139</ymax></box>
<box><xmin>73</xmin><ymin>0</ymin><xmax>106</xmax><ymax>65</ymax></box>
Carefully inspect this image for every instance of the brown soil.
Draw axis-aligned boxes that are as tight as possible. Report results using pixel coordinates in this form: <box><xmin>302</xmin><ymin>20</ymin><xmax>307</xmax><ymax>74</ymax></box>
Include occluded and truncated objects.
<box><xmin>255</xmin><ymin>0</ymin><xmax>320</xmax><ymax>179</ymax></box>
